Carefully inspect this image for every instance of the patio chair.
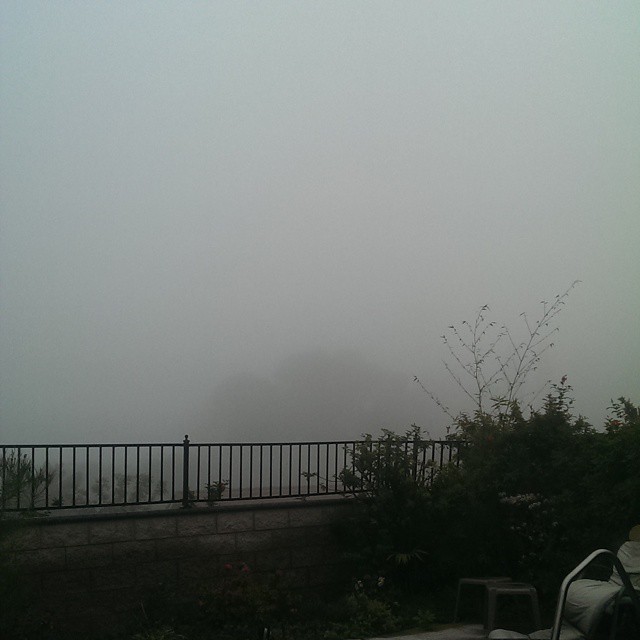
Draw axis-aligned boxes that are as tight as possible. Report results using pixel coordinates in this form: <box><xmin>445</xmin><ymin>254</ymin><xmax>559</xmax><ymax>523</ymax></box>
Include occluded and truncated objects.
<box><xmin>488</xmin><ymin>535</ymin><xmax>640</xmax><ymax>640</ymax></box>
<box><xmin>560</xmin><ymin>530</ymin><xmax>640</xmax><ymax>639</ymax></box>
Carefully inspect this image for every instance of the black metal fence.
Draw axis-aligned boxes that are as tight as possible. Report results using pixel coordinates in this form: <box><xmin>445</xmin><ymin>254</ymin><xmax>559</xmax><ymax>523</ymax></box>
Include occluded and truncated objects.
<box><xmin>0</xmin><ymin>436</ymin><xmax>464</xmax><ymax>513</ymax></box>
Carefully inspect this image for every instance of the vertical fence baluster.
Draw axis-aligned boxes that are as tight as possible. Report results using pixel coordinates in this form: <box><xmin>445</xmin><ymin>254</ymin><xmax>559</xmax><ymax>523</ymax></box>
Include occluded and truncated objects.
<box><xmin>1</xmin><ymin>448</ymin><xmax>6</xmax><ymax>511</ymax></box>
<box><xmin>15</xmin><ymin>447</ymin><xmax>21</xmax><ymax>510</ymax></box>
<box><xmin>298</xmin><ymin>444</ymin><xmax>303</xmax><ymax>496</ymax></box>
<box><xmin>111</xmin><ymin>446</ymin><xmax>116</xmax><ymax>504</ymax></box>
<box><xmin>218</xmin><ymin>445</ymin><xmax>223</xmax><ymax>499</ymax></box>
<box><xmin>148</xmin><ymin>446</ymin><xmax>152</xmax><ymax>502</ymax></box>
<box><xmin>239</xmin><ymin>445</ymin><xmax>244</xmax><ymax>499</ymax></box>
<box><xmin>30</xmin><ymin>446</ymin><xmax>35</xmax><ymax>509</ymax></box>
<box><xmin>160</xmin><ymin>446</ymin><xmax>165</xmax><ymax>502</ymax></box>
<box><xmin>306</xmin><ymin>445</ymin><xmax>311</xmax><ymax>495</ymax></box>
<box><xmin>124</xmin><ymin>447</ymin><xmax>128</xmax><ymax>504</ymax></box>
<box><xmin>325</xmin><ymin>443</ymin><xmax>329</xmax><ymax>493</ymax></box>
<box><xmin>98</xmin><ymin>446</ymin><xmax>103</xmax><ymax>505</ymax></box>
<box><xmin>268</xmin><ymin>445</ymin><xmax>273</xmax><ymax>497</ymax></box>
<box><xmin>171</xmin><ymin>445</ymin><xmax>176</xmax><ymax>501</ymax></box>
<box><xmin>85</xmin><ymin>446</ymin><xmax>90</xmax><ymax>506</ymax></box>
<box><xmin>135</xmin><ymin>446</ymin><xmax>140</xmax><ymax>504</ymax></box>
<box><xmin>278</xmin><ymin>445</ymin><xmax>283</xmax><ymax>497</ymax></box>
<box><xmin>249</xmin><ymin>445</ymin><xmax>254</xmax><ymax>499</ymax></box>
<box><xmin>196</xmin><ymin>445</ymin><xmax>201</xmax><ymax>501</ymax></box>
<box><xmin>45</xmin><ymin>447</ymin><xmax>50</xmax><ymax>508</ymax></box>
<box><xmin>228</xmin><ymin>445</ymin><xmax>233</xmax><ymax>499</ymax></box>
<box><xmin>207</xmin><ymin>445</ymin><xmax>212</xmax><ymax>503</ymax></box>
<box><xmin>288</xmin><ymin>444</ymin><xmax>293</xmax><ymax>496</ymax></box>
<box><xmin>71</xmin><ymin>447</ymin><xmax>76</xmax><ymax>507</ymax></box>
<box><xmin>182</xmin><ymin>435</ymin><xmax>190</xmax><ymax>508</ymax></box>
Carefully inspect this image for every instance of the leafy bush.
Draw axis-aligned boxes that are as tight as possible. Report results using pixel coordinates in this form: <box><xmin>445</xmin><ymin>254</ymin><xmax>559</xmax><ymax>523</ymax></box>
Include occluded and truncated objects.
<box><xmin>336</xmin><ymin>380</ymin><xmax>640</xmax><ymax>607</ymax></box>
<box><xmin>336</xmin><ymin>426</ymin><xmax>436</xmax><ymax>588</ymax></box>
<box><xmin>323</xmin><ymin>592</ymin><xmax>398</xmax><ymax>640</ymax></box>
<box><xmin>429</xmin><ymin>386</ymin><xmax>639</xmax><ymax>596</ymax></box>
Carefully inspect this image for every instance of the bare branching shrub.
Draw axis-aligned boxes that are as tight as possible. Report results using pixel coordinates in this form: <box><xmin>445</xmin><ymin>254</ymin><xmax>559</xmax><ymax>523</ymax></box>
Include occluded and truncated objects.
<box><xmin>415</xmin><ymin>281</ymin><xmax>580</xmax><ymax>426</ymax></box>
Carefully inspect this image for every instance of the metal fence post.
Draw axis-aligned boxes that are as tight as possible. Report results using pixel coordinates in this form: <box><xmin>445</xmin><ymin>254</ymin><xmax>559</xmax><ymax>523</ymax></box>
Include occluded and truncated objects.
<box><xmin>182</xmin><ymin>435</ymin><xmax>190</xmax><ymax>508</ymax></box>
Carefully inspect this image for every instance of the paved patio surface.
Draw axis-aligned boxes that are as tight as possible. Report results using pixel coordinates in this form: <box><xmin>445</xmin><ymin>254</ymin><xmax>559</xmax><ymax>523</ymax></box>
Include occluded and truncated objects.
<box><xmin>367</xmin><ymin>623</ymin><xmax>487</xmax><ymax>640</ymax></box>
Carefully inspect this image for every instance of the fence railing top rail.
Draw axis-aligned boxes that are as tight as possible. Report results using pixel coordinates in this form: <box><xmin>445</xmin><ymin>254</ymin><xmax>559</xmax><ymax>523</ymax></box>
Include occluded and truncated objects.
<box><xmin>1</xmin><ymin>438</ymin><xmax>464</xmax><ymax>448</ymax></box>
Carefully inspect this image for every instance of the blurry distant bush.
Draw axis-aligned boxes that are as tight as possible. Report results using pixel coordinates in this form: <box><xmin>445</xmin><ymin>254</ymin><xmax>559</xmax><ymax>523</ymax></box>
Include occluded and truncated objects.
<box><xmin>0</xmin><ymin>450</ymin><xmax>52</xmax><ymax>513</ymax></box>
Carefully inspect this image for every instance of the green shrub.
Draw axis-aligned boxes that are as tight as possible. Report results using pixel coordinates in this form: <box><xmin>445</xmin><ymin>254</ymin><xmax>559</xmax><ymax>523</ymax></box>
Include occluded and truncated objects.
<box><xmin>336</xmin><ymin>384</ymin><xmax>640</xmax><ymax>604</ymax></box>
<box><xmin>336</xmin><ymin>426</ymin><xmax>436</xmax><ymax>588</ymax></box>
<box><xmin>323</xmin><ymin>592</ymin><xmax>399</xmax><ymax>640</ymax></box>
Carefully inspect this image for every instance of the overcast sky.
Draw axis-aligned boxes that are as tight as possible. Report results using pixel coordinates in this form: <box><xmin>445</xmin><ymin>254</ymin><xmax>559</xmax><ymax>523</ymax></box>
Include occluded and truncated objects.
<box><xmin>1</xmin><ymin>2</ymin><xmax>639</xmax><ymax>444</ymax></box>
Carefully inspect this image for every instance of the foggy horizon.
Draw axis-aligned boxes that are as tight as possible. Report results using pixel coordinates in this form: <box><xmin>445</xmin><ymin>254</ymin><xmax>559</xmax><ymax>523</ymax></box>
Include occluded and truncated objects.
<box><xmin>1</xmin><ymin>2</ymin><xmax>639</xmax><ymax>445</ymax></box>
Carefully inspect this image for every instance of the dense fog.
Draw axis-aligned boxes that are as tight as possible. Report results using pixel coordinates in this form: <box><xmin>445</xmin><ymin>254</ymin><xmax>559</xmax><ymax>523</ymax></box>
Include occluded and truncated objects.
<box><xmin>1</xmin><ymin>2</ymin><xmax>639</xmax><ymax>444</ymax></box>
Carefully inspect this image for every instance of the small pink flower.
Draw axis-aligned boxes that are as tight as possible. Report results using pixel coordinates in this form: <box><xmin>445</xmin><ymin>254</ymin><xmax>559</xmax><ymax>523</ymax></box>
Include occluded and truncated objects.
<box><xmin>240</xmin><ymin>563</ymin><xmax>250</xmax><ymax>573</ymax></box>
<box><xmin>224</xmin><ymin>563</ymin><xmax>233</xmax><ymax>571</ymax></box>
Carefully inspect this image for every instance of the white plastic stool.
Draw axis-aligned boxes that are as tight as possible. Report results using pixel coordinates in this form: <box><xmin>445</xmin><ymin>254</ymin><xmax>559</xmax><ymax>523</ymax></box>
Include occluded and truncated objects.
<box><xmin>485</xmin><ymin>581</ymin><xmax>541</xmax><ymax>632</ymax></box>
<box><xmin>454</xmin><ymin>576</ymin><xmax>512</xmax><ymax>622</ymax></box>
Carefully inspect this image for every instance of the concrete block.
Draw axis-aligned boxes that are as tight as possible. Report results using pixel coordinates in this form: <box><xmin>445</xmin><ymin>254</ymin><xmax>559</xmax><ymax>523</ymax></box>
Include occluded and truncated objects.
<box><xmin>58</xmin><ymin>588</ymin><xmax>114</xmax><ymax>619</ymax></box>
<box><xmin>217</xmin><ymin>553</ymin><xmax>256</xmax><ymax>573</ymax></box>
<box><xmin>176</xmin><ymin>512</ymin><xmax>217</xmax><ymax>536</ymax></box>
<box><xmin>288</xmin><ymin>507</ymin><xmax>328</xmax><ymax>527</ymax></box>
<box><xmin>154</xmin><ymin>536</ymin><xmax>190</xmax><ymax>558</ymax></box>
<box><xmin>66</xmin><ymin>542</ymin><xmax>113</xmax><ymax>569</ymax></box>
<box><xmin>109</xmin><ymin>586</ymin><xmax>143</xmax><ymax>613</ymax></box>
<box><xmin>134</xmin><ymin>516</ymin><xmax>178</xmax><ymax>539</ymax></box>
<box><xmin>177</xmin><ymin>556</ymin><xmax>225</xmax><ymax>588</ymax></box>
<box><xmin>261</xmin><ymin>526</ymin><xmax>309</xmax><ymax>549</ymax></box>
<box><xmin>135</xmin><ymin>560</ymin><xmax>178</xmax><ymax>588</ymax></box>
<box><xmin>40</xmin><ymin>568</ymin><xmax>92</xmax><ymax>593</ymax></box>
<box><xmin>5</xmin><ymin>523</ymin><xmax>44</xmax><ymax>550</ymax></box>
<box><xmin>10</xmin><ymin>547</ymin><xmax>66</xmax><ymax>571</ymax></box>
<box><xmin>254</xmin><ymin>508</ymin><xmax>290</xmax><ymax>530</ymax></box>
<box><xmin>216</xmin><ymin>511</ymin><xmax>254</xmax><ymax>533</ymax></box>
<box><xmin>41</xmin><ymin>522</ymin><xmax>90</xmax><ymax>547</ymax></box>
<box><xmin>92</xmin><ymin>565</ymin><xmax>137</xmax><ymax>591</ymax></box>
<box><xmin>197</xmin><ymin>533</ymin><xmax>237</xmax><ymax>554</ymax></box>
<box><xmin>234</xmin><ymin>530</ymin><xmax>277</xmax><ymax>551</ymax></box>
<box><xmin>89</xmin><ymin>518</ymin><xmax>136</xmax><ymax>543</ymax></box>
<box><xmin>295</xmin><ymin>524</ymin><xmax>333</xmax><ymax>545</ymax></box>
<box><xmin>112</xmin><ymin>539</ymin><xmax>156</xmax><ymax>564</ymax></box>
<box><xmin>156</xmin><ymin>532</ymin><xmax>235</xmax><ymax>558</ymax></box>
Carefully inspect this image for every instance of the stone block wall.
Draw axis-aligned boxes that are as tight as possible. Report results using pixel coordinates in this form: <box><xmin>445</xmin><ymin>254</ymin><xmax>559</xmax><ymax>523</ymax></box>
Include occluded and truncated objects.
<box><xmin>7</xmin><ymin>497</ymin><xmax>354</xmax><ymax>633</ymax></box>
